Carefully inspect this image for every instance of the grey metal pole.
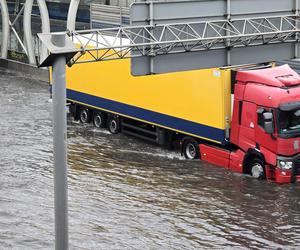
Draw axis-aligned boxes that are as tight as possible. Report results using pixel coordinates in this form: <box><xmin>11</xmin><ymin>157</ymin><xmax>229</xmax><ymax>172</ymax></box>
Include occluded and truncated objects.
<box><xmin>51</xmin><ymin>34</ymin><xmax>68</xmax><ymax>250</ymax></box>
<box><xmin>149</xmin><ymin>1</ymin><xmax>154</xmax><ymax>74</ymax></box>
<box><xmin>295</xmin><ymin>0</ymin><xmax>299</xmax><ymax>58</ymax></box>
<box><xmin>226</xmin><ymin>0</ymin><xmax>231</xmax><ymax>66</ymax></box>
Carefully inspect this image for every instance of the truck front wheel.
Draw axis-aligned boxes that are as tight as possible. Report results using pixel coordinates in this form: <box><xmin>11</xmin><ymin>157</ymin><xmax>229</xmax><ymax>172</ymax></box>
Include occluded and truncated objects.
<box><xmin>249</xmin><ymin>158</ymin><xmax>266</xmax><ymax>179</ymax></box>
<box><xmin>182</xmin><ymin>137</ymin><xmax>200</xmax><ymax>159</ymax></box>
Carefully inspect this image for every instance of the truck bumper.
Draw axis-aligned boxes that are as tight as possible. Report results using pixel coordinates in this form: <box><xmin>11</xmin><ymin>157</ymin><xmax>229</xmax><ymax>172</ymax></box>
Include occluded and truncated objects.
<box><xmin>274</xmin><ymin>169</ymin><xmax>293</xmax><ymax>184</ymax></box>
<box><xmin>274</xmin><ymin>154</ymin><xmax>300</xmax><ymax>184</ymax></box>
<box><xmin>274</xmin><ymin>169</ymin><xmax>300</xmax><ymax>184</ymax></box>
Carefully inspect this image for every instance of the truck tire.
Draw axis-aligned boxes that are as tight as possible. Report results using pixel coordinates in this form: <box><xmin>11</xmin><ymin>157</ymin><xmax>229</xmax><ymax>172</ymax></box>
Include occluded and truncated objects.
<box><xmin>182</xmin><ymin>137</ymin><xmax>200</xmax><ymax>159</ymax></box>
<box><xmin>93</xmin><ymin>111</ymin><xmax>106</xmax><ymax>128</ymax></box>
<box><xmin>249</xmin><ymin>158</ymin><xmax>266</xmax><ymax>179</ymax></box>
<box><xmin>79</xmin><ymin>108</ymin><xmax>92</xmax><ymax>123</ymax></box>
<box><xmin>107</xmin><ymin>115</ymin><xmax>120</xmax><ymax>134</ymax></box>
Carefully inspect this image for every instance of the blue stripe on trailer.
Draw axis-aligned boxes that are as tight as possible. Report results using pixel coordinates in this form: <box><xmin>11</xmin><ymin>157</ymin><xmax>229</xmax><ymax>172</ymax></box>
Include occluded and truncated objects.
<box><xmin>67</xmin><ymin>89</ymin><xmax>226</xmax><ymax>144</ymax></box>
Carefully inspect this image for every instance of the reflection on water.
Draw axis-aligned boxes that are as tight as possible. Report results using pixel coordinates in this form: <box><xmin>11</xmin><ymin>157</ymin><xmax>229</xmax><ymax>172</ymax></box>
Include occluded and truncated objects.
<box><xmin>0</xmin><ymin>68</ymin><xmax>300</xmax><ymax>249</ymax></box>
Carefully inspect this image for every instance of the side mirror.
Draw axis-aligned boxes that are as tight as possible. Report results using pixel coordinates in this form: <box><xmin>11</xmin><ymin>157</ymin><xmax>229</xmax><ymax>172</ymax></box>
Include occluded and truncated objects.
<box><xmin>263</xmin><ymin>112</ymin><xmax>274</xmax><ymax>134</ymax></box>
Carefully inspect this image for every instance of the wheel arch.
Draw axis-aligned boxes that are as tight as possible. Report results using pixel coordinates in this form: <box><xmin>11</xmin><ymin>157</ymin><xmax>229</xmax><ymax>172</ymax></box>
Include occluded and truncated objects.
<box><xmin>243</xmin><ymin>148</ymin><xmax>265</xmax><ymax>174</ymax></box>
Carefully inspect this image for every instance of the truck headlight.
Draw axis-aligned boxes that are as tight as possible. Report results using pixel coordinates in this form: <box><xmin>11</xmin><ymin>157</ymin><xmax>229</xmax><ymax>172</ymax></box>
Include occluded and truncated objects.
<box><xmin>278</xmin><ymin>160</ymin><xmax>293</xmax><ymax>170</ymax></box>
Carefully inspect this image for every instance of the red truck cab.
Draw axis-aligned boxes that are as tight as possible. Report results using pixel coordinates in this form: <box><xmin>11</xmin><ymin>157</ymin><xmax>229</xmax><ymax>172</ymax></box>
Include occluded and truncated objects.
<box><xmin>200</xmin><ymin>64</ymin><xmax>300</xmax><ymax>184</ymax></box>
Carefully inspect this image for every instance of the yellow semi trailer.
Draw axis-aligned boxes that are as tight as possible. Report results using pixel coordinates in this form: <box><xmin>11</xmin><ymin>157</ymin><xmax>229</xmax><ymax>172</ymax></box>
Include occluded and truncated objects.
<box><xmin>66</xmin><ymin>54</ymin><xmax>232</xmax><ymax>157</ymax></box>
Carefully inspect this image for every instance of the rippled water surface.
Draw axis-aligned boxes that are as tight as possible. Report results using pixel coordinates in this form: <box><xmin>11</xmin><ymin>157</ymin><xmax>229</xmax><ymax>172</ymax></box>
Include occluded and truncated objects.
<box><xmin>1</xmin><ymin>68</ymin><xmax>300</xmax><ymax>249</ymax></box>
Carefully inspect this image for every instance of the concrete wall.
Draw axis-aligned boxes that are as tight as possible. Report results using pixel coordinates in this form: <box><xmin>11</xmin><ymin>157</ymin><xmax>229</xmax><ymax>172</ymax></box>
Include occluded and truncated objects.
<box><xmin>0</xmin><ymin>58</ymin><xmax>49</xmax><ymax>83</ymax></box>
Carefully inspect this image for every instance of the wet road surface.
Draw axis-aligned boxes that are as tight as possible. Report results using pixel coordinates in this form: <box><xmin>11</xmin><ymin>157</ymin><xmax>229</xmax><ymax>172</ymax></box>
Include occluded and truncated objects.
<box><xmin>0</xmin><ymin>68</ymin><xmax>300</xmax><ymax>249</ymax></box>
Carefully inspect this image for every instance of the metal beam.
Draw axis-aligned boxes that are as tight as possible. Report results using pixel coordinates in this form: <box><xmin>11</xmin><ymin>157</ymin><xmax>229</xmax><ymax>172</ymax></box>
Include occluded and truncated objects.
<box><xmin>10</xmin><ymin>5</ymin><xmax>28</xmax><ymax>55</ymax></box>
<box><xmin>23</xmin><ymin>0</ymin><xmax>50</xmax><ymax>65</ymax></box>
<box><xmin>67</xmin><ymin>0</ymin><xmax>80</xmax><ymax>31</ymax></box>
<box><xmin>0</xmin><ymin>0</ymin><xmax>10</xmax><ymax>59</ymax></box>
<box><xmin>37</xmin><ymin>15</ymin><xmax>300</xmax><ymax>69</ymax></box>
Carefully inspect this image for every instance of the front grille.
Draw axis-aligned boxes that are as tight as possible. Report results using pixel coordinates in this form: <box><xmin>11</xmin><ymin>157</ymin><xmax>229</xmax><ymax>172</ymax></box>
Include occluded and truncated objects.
<box><xmin>294</xmin><ymin>158</ymin><xmax>300</xmax><ymax>176</ymax></box>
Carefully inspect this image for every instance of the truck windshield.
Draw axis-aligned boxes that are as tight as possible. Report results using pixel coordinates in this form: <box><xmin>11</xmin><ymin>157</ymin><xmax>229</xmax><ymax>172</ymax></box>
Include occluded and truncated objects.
<box><xmin>278</xmin><ymin>109</ymin><xmax>300</xmax><ymax>136</ymax></box>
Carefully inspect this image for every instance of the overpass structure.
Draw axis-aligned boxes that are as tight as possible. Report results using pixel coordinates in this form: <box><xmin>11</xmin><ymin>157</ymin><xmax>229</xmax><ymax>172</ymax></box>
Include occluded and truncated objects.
<box><xmin>39</xmin><ymin>0</ymin><xmax>300</xmax><ymax>75</ymax></box>
<box><xmin>0</xmin><ymin>0</ymin><xmax>81</xmax><ymax>64</ymax></box>
<box><xmin>54</xmin><ymin>14</ymin><xmax>300</xmax><ymax>75</ymax></box>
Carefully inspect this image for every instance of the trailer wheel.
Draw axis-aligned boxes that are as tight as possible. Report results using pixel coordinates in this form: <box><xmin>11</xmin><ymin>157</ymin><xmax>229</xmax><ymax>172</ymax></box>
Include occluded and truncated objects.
<box><xmin>79</xmin><ymin>108</ymin><xmax>91</xmax><ymax>123</ymax></box>
<box><xmin>182</xmin><ymin>137</ymin><xmax>200</xmax><ymax>159</ymax></box>
<box><xmin>249</xmin><ymin>158</ymin><xmax>266</xmax><ymax>179</ymax></box>
<box><xmin>93</xmin><ymin>111</ymin><xmax>106</xmax><ymax>128</ymax></box>
<box><xmin>107</xmin><ymin>116</ymin><xmax>120</xmax><ymax>134</ymax></box>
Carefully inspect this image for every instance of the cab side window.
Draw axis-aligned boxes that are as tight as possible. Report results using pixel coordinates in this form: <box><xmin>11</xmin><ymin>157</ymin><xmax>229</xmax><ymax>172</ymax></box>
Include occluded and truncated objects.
<box><xmin>257</xmin><ymin>107</ymin><xmax>274</xmax><ymax>134</ymax></box>
<box><xmin>257</xmin><ymin>108</ymin><xmax>265</xmax><ymax>128</ymax></box>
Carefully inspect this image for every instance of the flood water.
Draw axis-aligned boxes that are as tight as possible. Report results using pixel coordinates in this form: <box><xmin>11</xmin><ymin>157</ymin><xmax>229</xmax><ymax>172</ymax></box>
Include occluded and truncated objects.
<box><xmin>1</xmin><ymin>68</ymin><xmax>300</xmax><ymax>249</ymax></box>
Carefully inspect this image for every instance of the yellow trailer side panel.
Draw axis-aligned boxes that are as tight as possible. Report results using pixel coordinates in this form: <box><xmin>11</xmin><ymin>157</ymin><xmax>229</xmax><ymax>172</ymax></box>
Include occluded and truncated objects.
<box><xmin>66</xmin><ymin>57</ymin><xmax>231</xmax><ymax>144</ymax></box>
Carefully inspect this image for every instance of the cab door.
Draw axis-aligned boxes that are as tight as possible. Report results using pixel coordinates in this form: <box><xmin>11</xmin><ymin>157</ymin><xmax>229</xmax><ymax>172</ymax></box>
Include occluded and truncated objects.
<box><xmin>255</xmin><ymin>107</ymin><xmax>277</xmax><ymax>153</ymax></box>
<box><xmin>238</xmin><ymin>101</ymin><xmax>257</xmax><ymax>150</ymax></box>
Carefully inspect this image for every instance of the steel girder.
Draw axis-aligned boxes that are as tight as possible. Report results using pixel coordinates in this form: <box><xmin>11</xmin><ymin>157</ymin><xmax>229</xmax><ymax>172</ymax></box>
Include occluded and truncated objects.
<box><xmin>58</xmin><ymin>15</ymin><xmax>300</xmax><ymax>65</ymax></box>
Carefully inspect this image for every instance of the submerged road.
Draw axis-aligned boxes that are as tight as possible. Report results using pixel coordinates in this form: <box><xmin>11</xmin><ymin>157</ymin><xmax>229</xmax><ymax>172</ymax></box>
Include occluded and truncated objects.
<box><xmin>0</xmin><ymin>68</ymin><xmax>300</xmax><ymax>249</ymax></box>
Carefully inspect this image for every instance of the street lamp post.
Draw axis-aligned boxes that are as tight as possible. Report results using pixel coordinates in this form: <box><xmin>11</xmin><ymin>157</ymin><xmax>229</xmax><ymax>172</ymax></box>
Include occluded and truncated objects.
<box><xmin>51</xmin><ymin>34</ymin><xmax>68</xmax><ymax>250</ymax></box>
